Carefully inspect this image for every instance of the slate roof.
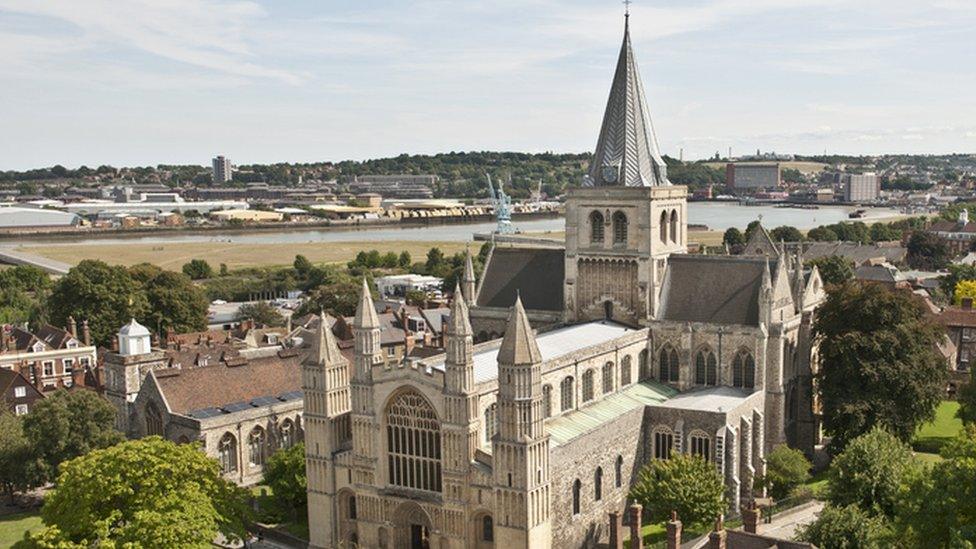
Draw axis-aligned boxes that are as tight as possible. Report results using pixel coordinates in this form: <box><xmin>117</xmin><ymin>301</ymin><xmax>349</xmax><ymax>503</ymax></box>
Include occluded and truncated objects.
<box><xmin>155</xmin><ymin>348</ymin><xmax>306</xmax><ymax>416</ymax></box>
<box><xmin>802</xmin><ymin>241</ymin><xmax>907</xmax><ymax>267</ymax></box>
<box><xmin>476</xmin><ymin>246</ymin><xmax>564</xmax><ymax>312</ymax></box>
<box><xmin>658</xmin><ymin>255</ymin><xmax>775</xmax><ymax>326</ymax></box>
<box><xmin>930</xmin><ymin>220</ymin><xmax>976</xmax><ymax>234</ymax></box>
<box><xmin>940</xmin><ymin>306</ymin><xmax>976</xmax><ymax>328</ymax></box>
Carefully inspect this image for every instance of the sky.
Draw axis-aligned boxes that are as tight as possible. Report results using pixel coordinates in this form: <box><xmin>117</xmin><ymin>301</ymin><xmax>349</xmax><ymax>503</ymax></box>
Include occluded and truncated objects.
<box><xmin>1</xmin><ymin>0</ymin><xmax>974</xmax><ymax>170</ymax></box>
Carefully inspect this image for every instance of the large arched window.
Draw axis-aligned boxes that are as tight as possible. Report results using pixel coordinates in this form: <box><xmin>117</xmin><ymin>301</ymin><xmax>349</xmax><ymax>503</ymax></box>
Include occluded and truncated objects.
<box><xmin>582</xmin><ymin>370</ymin><xmax>595</xmax><ymax>402</ymax></box>
<box><xmin>695</xmin><ymin>348</ymin><xmax>718</xmax><ymax>386</ymax></box>
<box><xmin>733</xmin><ymin>350</ymin><xmax>756</xmax><ymax>389</ymax></box>
<box><xmin>248</xmin><ymin>426</ymin><xmax>267</xmax><ymax>466</ymax></box>
<box><xmin>639</xmin><ymin>349</ymin><xmax>650</xmax><ymax>380</ymax></box>
<box><xmin>145</xmin><ymin>401</ymin><xmax>163</xmax><ymax>437</ymax></box>
<box><xmin>670</xmin><ymin>210</ymin><xmax>679</xmax><ymax>244</ymax></box>
<box><xmin>602</xmin><ymin>362</ymin><xmax>614</xmax><ymax>394</ymax></box>
<box><xmin>386</xmin><ymin>390</ymin><xmax>442</xmax><ymax>493</ymax></box>
<box><xmin>594</xmin><ymin>467</ymin><xmax>603</xmax><ymax>501</ymax></box>
<box><xmin>612</xmin><ymin>211</ymin><xmax>628</xmax><ymax>244</ymax></box>
<box><xmin>560</xmin><ymin>376</ymin><xmax>574</xmax><ymax>412</ymax></box>
<box><xmin>660</xmin><ymin>210</ymin><xmax>669</xmax><ymax>243</ymax></box>
<box><xmin>620</xmin><ymin>355</ymin><xmax>632</xmax><ymax>386</ymax></box>
<box><xmin>590</xmin><ymin>211</ymin><xmax>605</xmax><ymax>244</ymax></box>
<box><xmin>572</xmin><ymin>479</ymin><xmax>581</xmax><ymax>514</ymax></box>
<box><xmin>653</xmin><ymin>426</ymin><xmax>674</xmax><ymax>460</ymax></box>
<box><xmin>542</xmin><ymin>385</ymin><xmax>552</xmax><ymax>418</ymax></box>
<box><xmin>659</xmin><ymin>345</ymin><xmax>679</xmax><ymax>383</ymax></box>
<box><xmin>280</xmin><ymin>418</ymin><xmax>296</xmax><ymax>449</ymax></box>
<box><xmin>218</xmin><ymin>432</ymin><xmax>237</xmax><ymax>473</ymax></box>
<box><xmin>483</xmin><ymin>403</ymin><xmax>497</xmax><ymax>445</ymax></box>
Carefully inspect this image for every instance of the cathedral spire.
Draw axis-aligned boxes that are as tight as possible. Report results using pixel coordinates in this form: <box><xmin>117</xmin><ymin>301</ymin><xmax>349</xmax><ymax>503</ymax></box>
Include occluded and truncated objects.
<box><xmin>462</xmin><ymin>248</ymin><xmax>476</xmax><ymax>305</ymax></box>
<box><xmin>313</xmin><ymin>311</ymin><xmax>344</xmax><ymax>366</ymax></box>
<box><xmin>448</xmin><ymin>282</ymin><xmax>473</xmax><ymax>337</ymax></box>
<box><xmin>353</xmin><ymin>278</ymin><xmax>379</xmax><ymax>329</ymax></box>
<box><xmin>586</xmin><ymin>12</ymin><xmax>669</xmax><ymax>187</ymax></box>
<box><xmin>498</xmin><ymin>295</ymin><xmax>542</xmax><ymax>366</ymax></box>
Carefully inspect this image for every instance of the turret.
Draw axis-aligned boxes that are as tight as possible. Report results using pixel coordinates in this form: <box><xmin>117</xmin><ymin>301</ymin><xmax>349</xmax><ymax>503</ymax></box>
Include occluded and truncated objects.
<box><xmin>462</xmin><ymin>248</ymin><xmax>477</xmax><ymax>305</ymax></box>
<box><xmin>441</xmin><ymin>284</ymin><xmax>480</xmax><ymax>503</ymax></box>
<box><xmin>349</xmin><ymin>278</ymin><xmax>380</xmax><ymax>485</ymax></box>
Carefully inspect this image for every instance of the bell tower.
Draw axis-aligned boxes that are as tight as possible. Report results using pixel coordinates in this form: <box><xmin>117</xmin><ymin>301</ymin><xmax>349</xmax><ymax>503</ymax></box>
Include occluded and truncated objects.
<box><xmin>564</xmin><ymin>13</ymin><xmax>687</xmax><ymax>326</ymax></box>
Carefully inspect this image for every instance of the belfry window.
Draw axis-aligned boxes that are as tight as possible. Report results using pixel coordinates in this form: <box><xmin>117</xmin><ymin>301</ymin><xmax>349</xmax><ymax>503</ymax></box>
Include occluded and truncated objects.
<box><xmin>670</xmin><ymin>210</ymin><xmax>679</xmax><ymax>243</ymax></box>
<box><xmin>590</xmin><ymin>211</ymin><xmax>605</xmax><ymax>244</ymax></box>
<box><xmin>386</xmin><ymin>390</ymin><xmax>442</xmax><ymax>493</ymax></box>
<box><xmin>660</xmin><ymin>210</ymin><xmax>669</xmax><ymax>242</ymax></box>
<box><xmin>612</xmin><ymin>211</ymin><xmax>628</xmax><ymax>244</ymax></box>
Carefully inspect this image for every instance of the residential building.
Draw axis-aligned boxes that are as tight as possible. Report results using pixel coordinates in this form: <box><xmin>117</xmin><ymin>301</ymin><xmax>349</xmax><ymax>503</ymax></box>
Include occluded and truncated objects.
<box><xmin>0</xmin><ymin>369</ymin><xmax>44</xmax><ymax>415</ymax></box>
<box><xmin>0</xmin><ymin>322</ymin><xmax>98</xmax><ymax>392</ymax></box>
<box><xmin>928</xmin><ymin>208</ymin><xmax>976</xmax><ymax>256</ymax></box>
<box><xmin>939</xmin><ymin>299</ymin><xmax>976</xmax><ymax>398</ymax></box>
<box><xmin>376</xmin><ymin>274</ymin><xmax>444</xmax><ymax>299</ymax></box>
<box><xmin>213</xmin><ymin>155</ymin><xmax>233</xmax><ymax>183</ymax></box>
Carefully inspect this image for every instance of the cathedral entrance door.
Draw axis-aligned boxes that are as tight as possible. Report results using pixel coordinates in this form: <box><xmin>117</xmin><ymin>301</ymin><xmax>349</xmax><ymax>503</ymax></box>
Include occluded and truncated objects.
<box><xmin>393</xmin><ymin>501</ymin><xmax>433</xmax><ymax>549</ymax></box>
<box><xmin>410</xmin><ymin>524</ymin><xmax>430</xmax><ymax>549</ymax></box>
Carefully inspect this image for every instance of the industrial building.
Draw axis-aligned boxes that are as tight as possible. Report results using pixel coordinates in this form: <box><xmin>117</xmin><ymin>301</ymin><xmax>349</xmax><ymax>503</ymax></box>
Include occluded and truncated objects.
<box><xmin>842</xmin><ymin>173</ymin><xmax>880</xmax><ymax>202</ymax></box>
<box><xmin>0</xmin><ymin>206</ymin><xmax>81</xmax><ymax>229</ymax></box>
<box><xmin>725</xmin><ymin>163</ymin><xmax>781</xmax><ymax>190</ymax></box>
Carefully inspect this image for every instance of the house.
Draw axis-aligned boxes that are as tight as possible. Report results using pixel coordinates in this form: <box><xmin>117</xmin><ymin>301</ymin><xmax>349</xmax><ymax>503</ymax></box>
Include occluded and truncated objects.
<box><xmin>0</xmin><ymin>321</ymin><xmax>98</xmax><ymax>392</ymax></box>
<box><xmin>0</xmin><ymin>369</ymin><xmax>44</xmax><ymax>415</ymax></box>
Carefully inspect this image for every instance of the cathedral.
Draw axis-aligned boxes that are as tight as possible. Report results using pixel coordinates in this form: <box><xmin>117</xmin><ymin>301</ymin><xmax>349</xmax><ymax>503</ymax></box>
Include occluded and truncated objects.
<box><xmin>305</xmin><ymin>14</ymin><xmax>824</xmax><ymax>549</ymax></box>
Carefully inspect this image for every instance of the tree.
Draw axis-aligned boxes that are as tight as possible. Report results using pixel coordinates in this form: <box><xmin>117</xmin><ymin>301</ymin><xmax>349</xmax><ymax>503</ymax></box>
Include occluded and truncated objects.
<box><xmin>144</xmin><ymin>270</ymin><xmax>209</xmax><ymax>336</ymax></box>
<box><xmin>806</xmin><ymin>256</ymin><xmax>854</xmax><ymax>286</ymax></box>
<box><xmin>759</xmin><ymin>444</ymin><xmax>811</xmax><ymax>499</ymax></box>
<box><xmin>770</xmin><ymin>225</ymin><xmax>803</xmax><ymax>243</ymax></box>
<box><xmin>398</xmin><ymin>251</ymin><xmax>412</xmax><ymax>268</ymax></box>
<box><xmin>953</xmin><ymin>280</ymin><xmax>976</xmax><ymax>305</ymax></box>
<box><xmin>869</xmin><ymin>222</ymin><xmax>901</xmax><ymax>243</ymax></box>
<box><xmin>940</xmin><ymin>264</ymin><xmax>976</xmax><ymax>301</ymax></box>
<box><xmin>896</xmin><ymin>427</ymin><xmax>976</xmax><ymax>548</ymax></box>
<box><xmin>299</xmin><ymin>278</ymin><xmax>367</xmax><ymax>318</ymax></box>
<box><xmin>808</xmin><ymin>226</ymin><xmax>839</xmax><ymax>242</ymax></box>
<box><xmin>959</xmin><ymin>370</ymin><xmax>976</xmax><ymax>425</ymax></box>
<box><xmin>263</xmin><ymin>443</ymin><xmax>307</xmax><ymax>520</ymax></box>
<box><xmin>182</xmin><ymin>259</ymin><xmax>214</xmax><ymax>280</ymax></box>
<box><xmin>723</xmin><ymin>227</ymin><xmax>744</xmax><ymax>250</ymax></box>
<box><xmin>425</xmin><ymin>247</ymin><xmax>445</xmax><ymax>271</ymax></box>
<box><xmin>906</xmin><ymin>231</ymin><xmax>951</xmax><ymax>270</ymax></box>
<box><xmin>293</xmin><ymin>254</ymin><xmax>313</xmax><ymax>277</ymax></box>
<box><xmin>21</xmin><ymin>437</ymin><xmax>251</xmax><ymax>548</ymax></box>
<box><xmin>744</xmin><ymin>220</ymin><xmax>762</xmax><ymax>242</ymax></box>
<box><xmin>815</xmin><ymin>282</ymin><xmax>948</xmax><ymax>452</ymax></box>
<box><xmin>629</xmin><ymin>454</ymin><xmax>726</xmax><ymax>528</ymax></box>
<box><xmin>47</xmin><ymin>260</ymin><xmax>147</xmax><ymax>346</ymax></box>
<box><xmin>828</xmin><ymin>427</ymin><xmax>916</xmax><ymax>518</ymax></box>
<box><xmin>796</xmin><ymin>504</ymin><xmax>893</xmax><ymax>549</ymax></box>
<box><xmin>0</xmin><ymin>413</ymin><xmax>37</xmax><ymax>505</ymax></box>
<box><xmin>238</xmin><ymin>301</ymin><xmax>286</xmax><ymax>327</ymax></box>
<box><xmin>21</xmin><ymin>390</ymin><xmax>124</xmax><ymax>483</ymax></box>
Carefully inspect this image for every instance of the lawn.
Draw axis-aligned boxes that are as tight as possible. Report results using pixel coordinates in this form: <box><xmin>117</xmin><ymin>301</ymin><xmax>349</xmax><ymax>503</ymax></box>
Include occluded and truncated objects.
<box><xmin>0</xmin><ymin>511</ymin><xmax>42</xmax><ymax>548</ymax></box>
<box><xmin>913</xmin><ymin>401</ymin><xmax>963</xmax><ymax>454</ymax></box>
<box><xmin>251</xmin><ymin>485</ymin><xmax>309</xmax><ymax>542</ymax></box>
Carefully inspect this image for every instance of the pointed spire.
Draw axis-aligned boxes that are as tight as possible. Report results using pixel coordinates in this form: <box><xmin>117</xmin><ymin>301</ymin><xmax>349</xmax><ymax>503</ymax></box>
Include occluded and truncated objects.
<box><xmin>761</xmin><ymin>256</ymin><xmax>773</xmax><ymax>292</ymax></box>
<box><xmin>354</xmin><ymin>278</ymin><xmax>379</xmax><ymax>329</ymax></box>
<box><xmin>587</xmin><ymin>13</ymin><xmax>669</xmax><ymax>187</ymax></box>
<box><xmin>313</xmin><ymin>311</ymin><xmax>343</xmax><ymax>366</ymax></box>
<box><xmin>498</xmin><ymin>296</ymin><xmax>542</xmax><ymax>365</ymax></box>
<box><xmin>462</xmin><ymin>248</ymin><xmax>476</xmax><ymax>304</ymax></box>
<box><xmin>448</xmin><ymin>283</ymin><xmax>472</xmax><ymax>336</ymax></box>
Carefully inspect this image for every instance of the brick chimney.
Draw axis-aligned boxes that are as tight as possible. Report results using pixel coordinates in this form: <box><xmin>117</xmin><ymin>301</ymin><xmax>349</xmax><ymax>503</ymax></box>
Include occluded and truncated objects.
<box><xmin>67</xmin><ymin>315</ymin><xmax>78</xmax><ymax>338</ymax></box>
<box><xmin>708</xmin><ymin>516</ymin><xmax>727</xmax><ymax>549</ymax></box>
<box><xmin>628</xmin><ymin>504</ymin><xmax>643</xmax><ymax>549</ymax></box>
<box><xmin>666</xmin><ymin>511</ymin><xmax>682</xmax><ymax>549</ymax></box>
<box><xmin>742</xmin><ymin>501</ymin><xmax>760</xmax><ymax>534</ymax></box>
<box><xmin>82</xmin><ymin>320</ymin><xmax>91</xmax><ymax>346</ymax></box>
<box><xmin>963</xmin><ymin>297</ymin><xmax>973</xmax><ymax>310</ymax></box>
<box><xmin>608</xmin><ymin>511</ymin><xmax>623</xmax><ymax>549</ymax></box>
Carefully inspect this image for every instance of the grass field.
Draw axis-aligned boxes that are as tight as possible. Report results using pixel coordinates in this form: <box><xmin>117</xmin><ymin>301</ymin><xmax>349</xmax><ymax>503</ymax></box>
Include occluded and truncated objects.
<box><xmin>0</xmin><ymin>510</ymin><xmax>42</xmax><ymax>547</ymax></box>
<box><xmin>15</xmin><ymin>241</ymin><xmax>469</xmax><ymax>270</ymax></box>
<box><xmin>913</xmin><ymin>401</ymin><xmax>964</xmax><ymax>454</ymax></box>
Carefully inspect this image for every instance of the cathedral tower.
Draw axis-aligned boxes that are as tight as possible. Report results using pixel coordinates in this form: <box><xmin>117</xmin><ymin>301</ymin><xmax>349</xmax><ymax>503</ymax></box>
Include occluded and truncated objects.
<box><xmin>103</xmin><ymin>319</ymin><xmax>167</xmax><ymax>434</ymax></box>
<box><xmin>441</xmin><ymin>284</ymin><xmax>480</xmax><ymax>504</ymax></box>
<box><xmin>305</xmin><ymin>312</ymin><xmax>351</xmax><ymax>548</ymax></box>
<box><xmin>492</xmin><ymin>297</ymin><xmax>551</xmax><ymax>547</ymax></box>
<box><xmin>564</xmin><ymin>14</ymin><xmax>687</xmax><ymax>325</ymax></box>
<box><xmin>350</xmin><ymin>278</ymin><xmax>381</xmax><ymax>486</ymax></box>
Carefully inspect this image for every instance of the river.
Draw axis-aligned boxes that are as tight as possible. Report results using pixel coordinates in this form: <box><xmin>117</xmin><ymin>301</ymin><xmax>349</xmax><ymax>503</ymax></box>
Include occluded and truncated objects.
<box><xmin>19</xmin><ymin>203</ymin><xmax>903</xmax><ymax>246</ymax></box>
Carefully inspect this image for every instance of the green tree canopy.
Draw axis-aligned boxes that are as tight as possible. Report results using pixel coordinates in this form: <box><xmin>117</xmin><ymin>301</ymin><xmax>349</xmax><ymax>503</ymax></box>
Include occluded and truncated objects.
<box><xmin>299</xmin><ymin>277</ymin><xmax>368</xmax><ymax>318</ymax></box>
<box><xmin>47</xmin><ymin>260</ymin><xmax>147</xmax><ymax>346</ymax></box>
<box><xmin>953</xmin><ymin>280</ymin><xmax>976</xmax><ymax>306</ymax></box>
<box><xmin>723</xmin><ymin>227</ymin><xmax>744</xmax><ymax>249</ymax></box>
<box><xmin>808</xmin><ymin>226</ymin><xmax>839</xmax><ymax>242</ymax></box>
<box><xmin>182</xmin><ymin>259</ymin><xmax>214</xmax><ymax>280</ymax></box>
<box><xmin>940</xmin><ymin>264</ymin><xmax>976</xmax><ymax>302</ymax></box>
<box><xmin>293</xmin><ymin>254</ymin><xmax>313</xmax><ymax>276</ymax></box>
<box><xmin>398</xmin><ymin>250</ymin><xmax>412</xmax><ymax>268</ymax></box>
<box><xmin>263</xmin><ymin>442</ymin><xmax>307</xmax><ymax>520</ymax></box>
<box><xmin>806</xmin><ymin>256</ymin><xmax>855</xmax><ymax>287</ymax></box>
<box><xmin>907</xmin><ymin>231</ymin><xmax>951</xmax><ymax>270</ymax></box>
<box><xmin>21</xmin><ymin>390</ymin><xmax>124</xmax><ymax>484</ymax></box>
<box><xmin>0</xmin><ymin>412</ymin><xmax>37</xmax><ymax>504</ymax></box>
<box><xmin>796</xmin><ymin>504</ymin><xmax>893</xmax><ymax>549</ymax></box>
<box><xmin>760</xmin><ymin>444</ymin><xmax>811</xmax><ymax>499</ymax></box>
<box><xmin>238</xmin><ymin>301</ymin><xmax>286</xmax><ymax>327</ymax></box>
<box><xmin>143</xmin><ymin>270</ymin><xmax>209</xmax><ymax>336</ymax></box>
<box><xmin>770</xmin><ymin>225</ymin><xmax>804</xmax><ymax>243</ymax></box>
<box><xmin>814</xmin><ymin>282</ymin><xmax>947</xmax><ymax>452</ymax></box>
<box><xmin>628</xmin><ymin>453</ymin><xmax>726</xmax><ymax>528</ymax></box>
<box><xmin>959</xmin><ymin>370</ymin><xmax>976</xmax><ymax>425</ymax></box>
<box><xmin>828</xmin><ymin>427</ymin><xmax>917</xmax><ymax>518</ymax></box>
<box><xmin>21</xmin><ymin>437</ymin><xmax>251</xmax><ymax>548</ymax></box>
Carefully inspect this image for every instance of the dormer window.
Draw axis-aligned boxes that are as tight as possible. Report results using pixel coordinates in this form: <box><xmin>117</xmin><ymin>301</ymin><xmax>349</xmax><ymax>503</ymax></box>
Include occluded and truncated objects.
<box><xmin>66</xmin><ymin>340</ymin><xmax>78</xmax><ymax>349</ymax></box>
<box><xmin>266</xmin><ymin>335</ymin><xmax>278</xmax><ymax>345</ymax></box>
<box><xmin>31</xmin><ymin>343</ymin><xmax>45</xmax><ymax>353</ymax></box>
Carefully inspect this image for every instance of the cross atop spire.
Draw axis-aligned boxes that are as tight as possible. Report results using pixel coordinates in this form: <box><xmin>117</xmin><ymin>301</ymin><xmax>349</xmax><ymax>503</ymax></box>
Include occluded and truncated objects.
<box><xmin>623</xmin><ymin>0</ymin><xmax>632</xmax><ymax>17</ymax></box>
<box><xmin>585</xmin><ymin>9</ymin><xmax>669</xmax><ymax>187</ymax></box>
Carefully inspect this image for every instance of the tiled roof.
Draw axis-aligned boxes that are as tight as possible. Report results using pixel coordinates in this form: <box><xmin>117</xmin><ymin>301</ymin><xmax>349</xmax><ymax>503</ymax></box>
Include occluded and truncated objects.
<box><xmin>930</xmin><ymin>220</ymin><xmax>976</xmax><ymax>233</ymax></box>
<box><xmin>477</xmin><ymin>246</ymin><xmax>565</xmax><ymax>312</ymax></box>
<box><xmin>940</xmin><ymin>306</ymin><xmax>976</xmax><ymax>328</ymax></box>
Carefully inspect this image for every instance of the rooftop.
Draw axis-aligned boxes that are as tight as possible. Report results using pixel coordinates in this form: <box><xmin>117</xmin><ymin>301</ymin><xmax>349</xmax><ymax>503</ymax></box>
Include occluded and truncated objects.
<box><xmin>547</xmin><ymin>381</ymin><xmax>676</xmax><ymax>447</ymax></box>
<box><xmin>657</xmin><ymin>385</ymin><xmax>753</xmax><ymax>413</ymax></box>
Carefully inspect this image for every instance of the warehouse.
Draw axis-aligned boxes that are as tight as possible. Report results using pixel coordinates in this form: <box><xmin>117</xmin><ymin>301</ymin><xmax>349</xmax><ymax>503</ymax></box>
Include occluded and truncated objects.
<box><xmin>0</xmin><ymin>206</ymin><xmax>81</xmax><ymax>229</ymax></box>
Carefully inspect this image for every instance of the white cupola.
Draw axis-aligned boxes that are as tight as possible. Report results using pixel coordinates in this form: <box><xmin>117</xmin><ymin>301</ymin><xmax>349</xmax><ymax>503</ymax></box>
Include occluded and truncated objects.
<box><xmin>117</xmin><ymin>318</ymin><xmax>151</xmax><ymax>356</ymax></box>
<box><xmin>960</xmin><ymin>208</ymin><xmax>969</xmax><ymax>226</ymax></box>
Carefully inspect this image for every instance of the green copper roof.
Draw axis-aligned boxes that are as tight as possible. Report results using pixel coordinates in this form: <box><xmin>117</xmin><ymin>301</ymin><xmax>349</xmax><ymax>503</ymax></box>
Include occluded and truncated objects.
<box><xmin>548</xmin><ymin>381</ymin><xmax>677</xmax><ymax>448</ymax></box>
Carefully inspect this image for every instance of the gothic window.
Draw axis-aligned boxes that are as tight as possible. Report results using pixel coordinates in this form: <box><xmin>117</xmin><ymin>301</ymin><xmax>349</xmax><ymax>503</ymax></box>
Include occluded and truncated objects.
<box><xmin>482</xmin><ymin>516</ymin><xmax>493</xmax><ymax>541</ymax></box>
<box><xmin>695</xmin><ymin>348</ymin><xmax>717</xmax><ymax>386</ymax></box>
<box><xmin>653</xmin><ymin>427</ymin><xmax>674</xmax><ymax>460</ymax></box>
<box><xmin>572</xmin><ymin>479</ymin><xmax>581</xmax><ymax>514</ymax></box>
<box><xmin>659</xmin><ymin>345</ymin><xmax>679</xmax><ymax>383</ymax></box>
<box><xmin>218</xmin><ymin>432</ymin><xmax>237</xmax><ymax>473</ymax></box>
<box><xmin>690</xmin><ymin>431</ymin><xmax>711</xmax><ymax>462</ymax></box>
<box><xmin>280</xmin><ymin>418</ymin><xmax>295</xmax><ymax>449</ymax></box>
<box><xmin>386</xmin><ymin>390</ymin><xmax>442</xmax><ymax>493</ymax></box>
<box><xmin>582</xmin><ymin>370</ymin><xmax>595</xmax><ymax>402</ymax></box>
<box><xmin>594</xmin><ymin>467</ymin><xmax>603</xmax><ymax>501</ymax></box>
<box><xmin>660</xmin><ymin>210</ymin><xmax>669</xmax><ymax>243</ymax></box>
<box><xmin>621</xmin><ymin>355</ymin><xmax>632</xmax><ymax>386</ymax></box>
<box><xmin>248</xmin><ymin>426</ymin><xmax>266</xmax><ymax>466</ymax></box>
<box><xmin>560</xmin><ymin>377</ymin><xmax>574</xmax><ymax>411</ymax></box>
<box><xmin>484</xmin><ymin>404</ymin><xmax>497</xmax><ymax>445</ymax></box>
<box><xmin>670</xmin><ymin>210</ymin><xmax>679</xmax><ymax>243</ymax></box>
<box><xmin>145</xmin><ymin>401</ymin><xmax>163</xmax><ymax>437</ymax></box>
<box><xmin>612</xmin><ymin>211</ymin><xmax>628</xmax><ymax>244</ymax></box>
<box><xmin>602</xmin><ymin>362</ymin><xmax>614</xmax><ymax>394</ymax></box>
<box><xmin>590</xmin><ymin>211</ymin><xmax>605</xmax><ymax>244</ymax></box>
<box><xmin>615</xmin><ymin>455</ymin><xmax>623</xmax><ymax>488</ymax></box>
<box><xmin>542</xmin><ymin>385</ymin><xmax>552</xmax><ymax>418</ymax></box>
<box><xmin>733</xmin><ymin>350</ymin><xmax>756</xmax><ymax>389</ymax></box>
<box><xmin>639</xmin><ymin>349</ymin><xmax>649</xmax><ymax>380</ymax></box>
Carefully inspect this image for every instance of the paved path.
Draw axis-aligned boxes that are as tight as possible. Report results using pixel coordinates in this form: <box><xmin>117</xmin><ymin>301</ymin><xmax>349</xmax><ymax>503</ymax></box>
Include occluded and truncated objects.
<box><xmin>757</xmin><ymin>500</ymin><xmax>824</xmax><ymax>540</ymax></box>
<box><xmin>0</xmin><ymin>247</ymin><xmax>70</xmax><ymax>275</ymax></box>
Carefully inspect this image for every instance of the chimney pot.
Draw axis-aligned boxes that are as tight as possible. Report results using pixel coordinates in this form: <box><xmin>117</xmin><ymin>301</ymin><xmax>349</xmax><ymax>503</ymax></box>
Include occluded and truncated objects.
<box><xmin>963</xmin><ymin>297</ymin><xmax>973</xmax><ymax>310</ymax></box>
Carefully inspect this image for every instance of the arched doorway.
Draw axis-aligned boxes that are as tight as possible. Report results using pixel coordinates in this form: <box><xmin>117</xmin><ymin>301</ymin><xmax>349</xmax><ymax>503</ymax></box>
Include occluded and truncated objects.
<box><xmin>470</xmin><ymin>512</ymin><xmax>494</xmax><ymax>548</ymax></box>
<box><xmin>394</xmin><ymin>501</ymin><xmax>433</xmax><ymax>549</ymax></box>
